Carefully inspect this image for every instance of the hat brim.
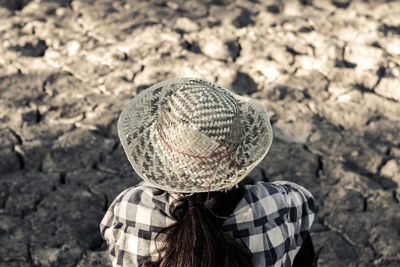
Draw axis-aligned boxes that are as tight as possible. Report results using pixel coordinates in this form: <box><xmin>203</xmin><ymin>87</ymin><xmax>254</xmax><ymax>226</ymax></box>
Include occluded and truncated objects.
<box><xmin>118</xmin><ymin>78</ymin><xmax>273</xmax><ymax>193</ymax></box>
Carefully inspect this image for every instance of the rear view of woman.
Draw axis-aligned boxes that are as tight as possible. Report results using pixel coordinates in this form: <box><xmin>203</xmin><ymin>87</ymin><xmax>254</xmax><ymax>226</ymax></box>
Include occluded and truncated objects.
<box><xmin>100</xmin><ymin>78</ymin><xmax>316</xmax><ymax>266</ymax></box>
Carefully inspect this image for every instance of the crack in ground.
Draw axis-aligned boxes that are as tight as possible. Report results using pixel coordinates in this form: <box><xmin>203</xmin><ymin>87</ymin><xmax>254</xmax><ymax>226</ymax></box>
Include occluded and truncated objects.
<box><xmin>131</xmin><ymin>64</ymin><xmax>145</xmax><ymax>83</ymax></box>
<box><xmin>302</xmin><ymin>144</ymin><xmax>324</xmax><ymax>178</ymax></box>
<box><xmin>33</xmin><ymin>193</ymin><xmax>45</xmax><ymax>212</ymax></box>
<box><xmin>376</xmin><ymin>154</ymin><xmax>393</xmax><ymax>176</ymax></box>
<box><xmin>336</xmin><ymin>43</ymin><xmax>357</xmax><ymax>68</ymax></box>
<box><xmin>362</xmin><ymin>196</ymin><xmax>368</xmax><ymax>212</ymax></box>
<box><xmin>322</xmin><ymin>220</ymin><xmax>364</xmax><ymax>249</ymax></box>
<box><xmin>231</xmin><ymin>38</ymin><xmax>241</xmax><ymax>62</ymax></box>
<box><xmin>343</xmin><ymin>158</ymin><xmax>397</xmax><ymax>190</ymax></box>
<box><xmin>14</xmin><ymin>147</ymin><xmax>25</xmax><ymax>170</ymax></box>
<box><xmin>27</xmin><ymin>242</ymin><xmax>34</xmax><ymax>265</ymax></box>
<box><xmin>7</xmin><ymin>127</ymin><xmax>23</xmax><ymax>145</ymax></box>
<box><xmin>1</xmin><ymin>183</ymin><xmax>10</xmax><ymax>209</ymax></box>
<box><xmin>365</xmin><ymin>114</ymin><xmax>385</xmax><ymax>126</ymax></box>
<box><xmin>367</xmin><ymin>241</ymin><xmax>382</xmax><ymax>262</ymax></box>
<box><xmin>393</xmin><ymin>190</ymin><xmax>399</xmax><ymax>203</ymax></box>
<box><xmin>370</xmin><ymin>65</ymin><xmax>400</xmax><ymax>102</ymax></box>
<box><xmin>315</xmin><ymin>155</ymin><xmax>323</xmax><ymax>179</ymax></box>
<box><xmin>59</xmin><ymin>172</ymin><xmax>66</xmax><ymax>185</ymax></box>
<box><xmin>103</xmin><ymin>194</ymin><xmax>109</xmax><ymax>212</ymax></box>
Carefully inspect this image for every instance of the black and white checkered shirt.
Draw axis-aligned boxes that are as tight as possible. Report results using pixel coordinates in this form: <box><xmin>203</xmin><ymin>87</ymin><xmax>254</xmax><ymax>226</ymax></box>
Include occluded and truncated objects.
<box><xmin>100</xmin><ymin>181</ymin><xmax>315</xmax><ymax>267</ymax></box>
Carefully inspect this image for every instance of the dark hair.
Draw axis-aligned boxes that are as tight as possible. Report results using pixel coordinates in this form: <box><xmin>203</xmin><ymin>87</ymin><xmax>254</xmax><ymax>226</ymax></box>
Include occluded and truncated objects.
<box><xmin>141</xmin><ymin>187</ymin><xmax>252</xmax><ymax>267</ymax></box>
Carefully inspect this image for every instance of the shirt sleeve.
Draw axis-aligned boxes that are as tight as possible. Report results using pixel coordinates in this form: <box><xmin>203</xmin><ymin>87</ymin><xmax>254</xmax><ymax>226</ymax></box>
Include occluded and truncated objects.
<box><xmin>99</xmin><ymin>185</ymin><xmax>178</xmax><ymax>267</ymax></box>
<box><xmin>99</xmin><ymin>188</ymin><xmax>128</xmax><ymax>267</ymax></box>
<box><xmin>270</xmin><ymin>181</ymin><xmax>316</xmax><ymax>244</ymax></box>
<box><xmin>222</xmin><ymin>181</ymin><xmax>316</xmax><ymax>267</ymax></box>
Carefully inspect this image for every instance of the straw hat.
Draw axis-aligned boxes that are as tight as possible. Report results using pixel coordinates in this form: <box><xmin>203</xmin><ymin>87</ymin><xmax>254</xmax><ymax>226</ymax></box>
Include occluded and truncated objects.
<box><xmin>118</xmin><ymin>78</ymin><xmax>273</xmax><ymax>193</ymax></box>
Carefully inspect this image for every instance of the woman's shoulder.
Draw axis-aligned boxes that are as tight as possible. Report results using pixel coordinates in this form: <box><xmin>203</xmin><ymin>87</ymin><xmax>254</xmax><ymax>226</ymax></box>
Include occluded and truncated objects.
<box><xmin>114</xmin><ymin>181</ymin><xmax>182</xmax><ymax>203</ymax></box>
<box><xmin>100</xmin><ymin>184</ymin><xmax>179</xmax><ymax>266</ymax></box>
<box><xmin>223</xmin><ymin>181</ymin><xmax>316</xmax><ymax>265</ymax></box>
<box><xmin>100</xmin><ymin>182</ymin><xmax>178</xmax><ymax>230</ymax></box>
<box><xmin>226</xmin><ymin>181</ymin><xmax>315</xmax><ymax>226</ymax></box>
<box><xmin>244</xmin><ymin>181</ymin><xmax>314</xmax><ymax>199</ymax></box>
<box><xmin>242</xmin><ymin>181</ymin><xmax>314</xmax><ymax>208</ymax></box>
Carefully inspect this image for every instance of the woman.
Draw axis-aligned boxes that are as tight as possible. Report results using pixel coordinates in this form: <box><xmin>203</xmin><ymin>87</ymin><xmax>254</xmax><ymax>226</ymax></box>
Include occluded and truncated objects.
<box><xmin>100</xmin><ymin>78</ymin><xmax>316</xmax><ymax>266</ymax></box>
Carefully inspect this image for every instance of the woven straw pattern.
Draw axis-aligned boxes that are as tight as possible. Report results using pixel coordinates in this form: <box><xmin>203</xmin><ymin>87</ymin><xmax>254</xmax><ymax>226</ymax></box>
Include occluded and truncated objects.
<box><xmin>118</xmin><ymin>78</ymin><xmax>273</xmax><ymax>193</ymax></box>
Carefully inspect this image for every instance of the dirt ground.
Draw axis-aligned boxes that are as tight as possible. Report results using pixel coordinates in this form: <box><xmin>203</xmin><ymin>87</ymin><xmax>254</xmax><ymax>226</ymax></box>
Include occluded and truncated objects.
<box><xmin>1</xmin><ymin>0</ymin><xmax>400</xmax><ymax>266</ymax></box>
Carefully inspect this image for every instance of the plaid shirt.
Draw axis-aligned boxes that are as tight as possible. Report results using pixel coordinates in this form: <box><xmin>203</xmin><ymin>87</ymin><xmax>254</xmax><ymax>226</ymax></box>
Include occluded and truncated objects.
<box><xmin>100</xmin><ymin>181</ymin><xmax>315</xmax><ymax>267</ymax></box>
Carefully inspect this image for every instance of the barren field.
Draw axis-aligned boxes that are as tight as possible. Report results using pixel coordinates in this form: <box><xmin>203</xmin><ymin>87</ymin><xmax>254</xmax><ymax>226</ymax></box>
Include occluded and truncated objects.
<box><xmin>1</xmin><ymin>0</ymin><xmax>400</xmax><ymax>266</ymax></box>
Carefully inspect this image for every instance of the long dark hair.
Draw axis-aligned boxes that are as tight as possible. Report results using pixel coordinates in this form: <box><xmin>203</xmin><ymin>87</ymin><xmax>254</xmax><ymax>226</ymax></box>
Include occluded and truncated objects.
<box><xmin>141</xmin><ymin>186</ymin><xmax>252</xmax><ymax>267</ymax></box>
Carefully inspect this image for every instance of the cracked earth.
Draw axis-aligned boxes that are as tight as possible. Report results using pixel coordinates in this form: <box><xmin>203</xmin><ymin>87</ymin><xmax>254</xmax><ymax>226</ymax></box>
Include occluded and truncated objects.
<box><xmin>1</xmin><ymin>0</ymin><xmax>400</xmax><ymax>266</ymax></box>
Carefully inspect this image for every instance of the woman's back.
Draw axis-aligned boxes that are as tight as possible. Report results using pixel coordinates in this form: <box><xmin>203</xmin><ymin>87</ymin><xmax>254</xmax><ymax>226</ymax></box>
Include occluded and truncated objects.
<box><xmin>100</xmin><ymin>181</ymin><xmax>315</xmax><ymax>266</ymax></box>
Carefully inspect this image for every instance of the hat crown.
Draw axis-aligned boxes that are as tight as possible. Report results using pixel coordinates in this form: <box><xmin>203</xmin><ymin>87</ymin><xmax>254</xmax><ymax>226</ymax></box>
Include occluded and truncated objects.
<box><xmin>118</xmin><ymin>77</ymin><xmax>272</xmax><ymax>192</ymax></box>
<box><xmin>156</xmin><ymin>79</ymin><xmax>242</xmax><ymax>155</ymax></box>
